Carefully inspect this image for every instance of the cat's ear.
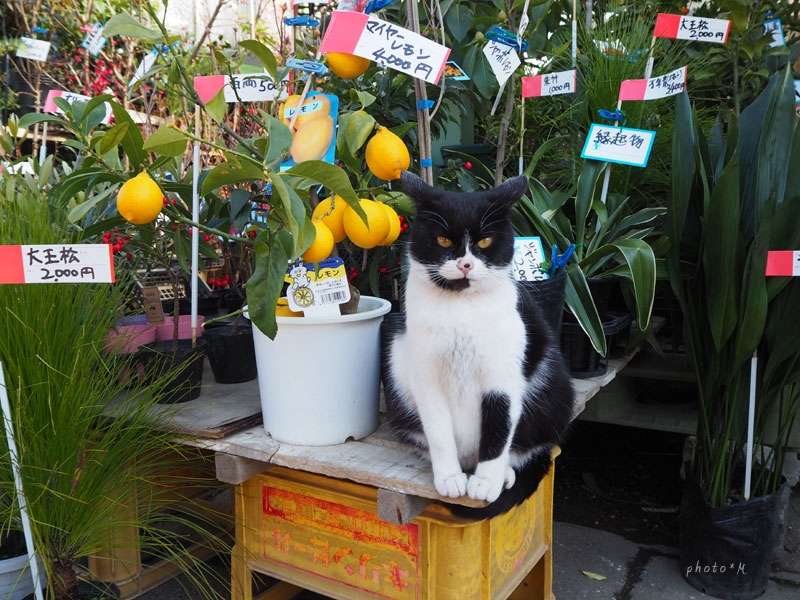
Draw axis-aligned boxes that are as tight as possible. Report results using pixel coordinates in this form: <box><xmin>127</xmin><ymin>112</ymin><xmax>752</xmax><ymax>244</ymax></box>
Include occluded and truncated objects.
<box><xmin>399</xmin><ymin>170</ymin><xmax>433</xmax><ymax>206</ymax></box>
<box><xmin>487</xmin><ymin>176</ymin><xmax>529</xmax><ymax>208</ymax></box>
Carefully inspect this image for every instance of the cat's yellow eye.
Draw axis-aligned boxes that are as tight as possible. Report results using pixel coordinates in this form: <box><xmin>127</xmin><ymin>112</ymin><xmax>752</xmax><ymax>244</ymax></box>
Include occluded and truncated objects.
<box><xmin>477</xmin><ymin>237</ymin><xmax>493</xmax><ymax>249</ymax></box>
<box><xmin>437</xmin><ymin>236</ymin><xmax>453</xmax><ymax>248</ymax></box>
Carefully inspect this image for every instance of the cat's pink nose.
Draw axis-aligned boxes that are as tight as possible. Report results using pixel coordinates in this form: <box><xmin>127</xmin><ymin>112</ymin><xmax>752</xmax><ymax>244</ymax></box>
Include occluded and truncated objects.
<box><xmin>457</xmin><ymin>258</ymin><xmax>473</xmax><ymax>275</ymax></box>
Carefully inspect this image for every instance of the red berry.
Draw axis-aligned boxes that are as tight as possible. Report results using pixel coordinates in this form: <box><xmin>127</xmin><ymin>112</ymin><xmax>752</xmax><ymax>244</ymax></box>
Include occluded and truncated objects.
<box><xmin>464</xmin><ymin>161</ymin><xmax>472</xmax><ymax>170</ymax></box>
<box><xmin>248</xmin><ymin>230</ymin><xmax>257</xmax><ymax>239</ymax></box>
<box><xmin>171</xmin><ymin>224</ymin><xmax>179</xmax><ymax>230</ymax></box>
<box><xmin>125</xmin><ymin>252</ymin><xmax>133</xmax><ymax>260</ymax></box>
<box><xmin>162</xmin><ymin>197</ymin><xmax>168</xmax><ymax>206</ymax></box>
<box><xmin>203</xmin><ymin>234</ymin><xmax>211</xmax><ymax>242</ymax></box>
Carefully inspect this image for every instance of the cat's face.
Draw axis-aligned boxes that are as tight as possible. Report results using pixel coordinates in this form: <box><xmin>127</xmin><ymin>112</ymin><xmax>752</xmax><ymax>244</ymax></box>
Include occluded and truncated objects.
<box><xmin>400</xmin><ymin>172</ymin><xmax>528</xmax><ymax>292</ymax></box>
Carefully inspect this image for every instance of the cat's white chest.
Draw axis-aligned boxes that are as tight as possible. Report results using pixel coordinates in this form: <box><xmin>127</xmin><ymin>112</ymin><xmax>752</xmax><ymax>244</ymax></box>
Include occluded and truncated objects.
<box><xmin>393</xmin><ymin>265</ymin><xmax>526</xmax><ymax>465</ymax></box>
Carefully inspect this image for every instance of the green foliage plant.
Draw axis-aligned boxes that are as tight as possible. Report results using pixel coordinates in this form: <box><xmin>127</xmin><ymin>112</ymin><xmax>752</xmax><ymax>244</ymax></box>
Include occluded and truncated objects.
<box><xmin>666</xmin><ymin>69</ymin><xmax>800</xmax><ymax>508</ymax></box>
<box><xmin>0</xmin><ymin>165</ymin><xmax>229</xmax><ymax>599</ymax></box>
<box><xmin>512</xmin><ymin>154</ymin><xmax>663</xmax><ymax>356</ymax></box>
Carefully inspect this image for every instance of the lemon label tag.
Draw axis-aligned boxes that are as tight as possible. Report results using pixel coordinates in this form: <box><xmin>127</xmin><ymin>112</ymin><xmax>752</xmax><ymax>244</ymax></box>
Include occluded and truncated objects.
<box><xmin>285</xmin><ymin>257</ymin><xmax>350</xmax><ymax>315</ymax></box>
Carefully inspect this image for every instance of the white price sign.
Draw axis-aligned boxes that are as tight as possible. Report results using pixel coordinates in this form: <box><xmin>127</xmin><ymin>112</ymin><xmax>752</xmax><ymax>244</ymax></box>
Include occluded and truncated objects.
<box><xmin>17</xmin><ymin>37</ymin><xmax>51</xmax><ymax>62</ymax></box>
<box><xmin>0</xmin><ymin>244</ymin><xmax>115</xmax><ymax>284</ymax></box>
<box><xmin>581</xmin><ymin>124</ymin><xmax>656</xmax><ymax>168</ymax></box>
<box><xmin>483</xmin><ymin>40</ymin><xmax>521</xmax><ymax>87</ymax></box>
<box><xmin>512</xmin><ymin>237</ymin><xmax>548</xmax><ymax>281</ymax></box>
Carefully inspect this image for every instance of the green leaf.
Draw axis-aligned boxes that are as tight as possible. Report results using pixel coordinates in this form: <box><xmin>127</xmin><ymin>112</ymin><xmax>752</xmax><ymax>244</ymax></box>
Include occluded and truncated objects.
<box><xmin>581</xmin><ymin>571</ymin><xmax>607</xmax><ymax>581</ymax></box>
<box><xmin>564</xmin><ymin>265</ymin><xmax>606</xmax><ymax>356</ymax></box>
<box><xmin>574</xmin><ymin>160</ymin><xmax>604</xmax><ymax>258</ymax></box>
<box><xmin>201</xmin><ymin>156</ymin><xmax>265</xmax><ymax>194</ymax></box>
<box><xmin>269</xmin><ymin>174</ymin><xmax>309</xmax><ymax>255</ymax></box>
<box><xmin>445</xmin><ymin>3</ymin><xmax>473</xmax><ymax>41</ymax></box>
<box><xmin>341</xmin><ymin>110</ymin><xmax>376</xmax><ymax>156</ymax></box>
<box><xmin>142</xmin><ymin>125</ymin><xmax>190</xmax><ymax>157</ymax></box>
<box><xmin>18</xmin><ymin>113</ymin><xmax>65</xmax><ymax>129</ymax></box>
<box><xmin>67</xmin><ymin>183</ymin><xmax>119</xmax><ymax>223</ymax></box>
<box><xmin>285</xmin><ymin>161</ymin><xmax>359</xmax><ymax>208</ymax></box>
<box><xmin>97</xmin><ymin>122</ymin><xmax>130</xmax><ymax>155</ymax></box>
<box><xmin>246</xmin><ymin>230</ymin><xmax>293</xmax><ymax>340</ymax></box>
<box><xmin>582</xmin><ymin>239</ymin><xmax>657</xmax><ymax>331</ymax></box>
<box><xmin>103</xmin><ymin>13</ymin><xmax>163</xmax><ymax>42</ymax></box>
<box><xmin>262</xmin><ymin>114</ymin><xmax>293</xmax><ymax>165</ymax></box>
<box><xmin>239</xmin><ymin>40</ymin><xmax>278</xmax><ymax>82</ymax></box>
<box><xmin>205</xmin><ymin>89</ymin><xmax>228</xmax><ymax>123</ymax></box>
<box><xmin>703</xmin><ymin>153</ymin><xmax>740</xmax><ymax>351</ymax></box>
<box><xmin>109</xmin><ymin>102</ymin><xmax>146</xmax><ymax>171</ymax></box>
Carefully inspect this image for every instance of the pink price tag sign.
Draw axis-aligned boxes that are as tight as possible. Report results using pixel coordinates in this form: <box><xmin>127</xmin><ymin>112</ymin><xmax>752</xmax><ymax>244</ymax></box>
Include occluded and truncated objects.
<box><xmin>320</xmin><ymin>10</ymin><xmax>450</xmax><ymax>85</ymax></box>
<box><xmin>0</xmin><ymin>244</ymin><xmax>115</xmax><ymax>284</ymax></box>
<box><xmin>521</xmin><ymin>69</ymin><xmax>576</xmax><ymax>98</ymax></box>
<box><xmin>619</xmin><ymin>66</ymin><xmax>687</xmax><ymax>102</ymax></box>
<box><xmin>194</xmin><ymin>73</ymin><xmax>289</xmax><ymax>104</ymax></box>
<box><xmin>654</xmin><ymin>13</ymin><xmax>730</xmax><ymax>44</ymax></box>
<box><xmin>765</xmin><ymin>251</ymin><xmax>800</xmax><ymax>277</ymax></box>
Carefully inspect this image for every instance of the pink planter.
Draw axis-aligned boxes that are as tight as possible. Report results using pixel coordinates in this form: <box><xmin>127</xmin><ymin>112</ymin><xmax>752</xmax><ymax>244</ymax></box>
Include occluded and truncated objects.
<box><xmin>105</xmin><ymin>322</ymin><xmax>157</xmax><ymax>354</ymax></box>
<box><xmin>154</xmin><ymin>315</ymin><xmax>205</xmax><ymax>342</ymax></box>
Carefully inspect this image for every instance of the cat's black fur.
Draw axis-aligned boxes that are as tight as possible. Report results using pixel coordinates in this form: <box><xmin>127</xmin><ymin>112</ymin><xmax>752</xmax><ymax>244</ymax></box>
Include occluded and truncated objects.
<box><xmin>383</xmin><ymin>171</ymin><xmax>574</xmax><ymax>519</ymax></box>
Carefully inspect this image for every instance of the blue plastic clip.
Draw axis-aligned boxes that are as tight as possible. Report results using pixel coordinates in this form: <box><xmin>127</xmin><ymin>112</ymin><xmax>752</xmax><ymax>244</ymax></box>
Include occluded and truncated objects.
<box><xmin>365</xmin><ymin>0</ymin><xmax>394</xmax><ymax>14</ymax></box>
<box><xmin>286</xmin><ymin>58</ymin><xmax>329</xmax><ymax>75</ymax></box>
<box><xmin>285</xmin><ymin>16</ymin><xmax>319</xmax><ymax>27</ymax></box>
<box><xmin>549</xmin><ymin>244</ymin><xmax>575</xmax><ymax>276</ymax></box>
<box><xmin>485</xmin><ymin>25</ymin><xmax>528</xmax><ymax>52</ymax></box>
<box><xmin>598</xmin><ymin>108</ymin><xmax>626</xmax><ymax>124</ymax></box>
<box><xmin>32</xmin><ymin>27</ymin><xmax>48</xmax><ymax>34</ymax></box>
<box><xmin>416</xmin><ymin>99</ymin><xmax>435</xmax><ymax>110</ymax></box>
<box><xmin>420</xmin><ymin>158</ymin><xmax>433</xmax><ymax>168</ymax></box>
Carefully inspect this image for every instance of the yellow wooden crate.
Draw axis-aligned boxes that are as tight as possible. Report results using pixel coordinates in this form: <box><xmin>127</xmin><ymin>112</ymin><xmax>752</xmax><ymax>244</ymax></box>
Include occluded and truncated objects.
<box><xmin>232</xmin><ymin>463</ymin><xmax>554</xmax><ymax>600</ymax></box>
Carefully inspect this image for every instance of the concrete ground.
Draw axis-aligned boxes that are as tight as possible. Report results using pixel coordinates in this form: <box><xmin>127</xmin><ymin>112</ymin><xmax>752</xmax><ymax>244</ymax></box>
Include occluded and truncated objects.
<box><xmin>136</xmin><ymin>515</ymin><xmax>800</xmax><ymax>600</ymax></box>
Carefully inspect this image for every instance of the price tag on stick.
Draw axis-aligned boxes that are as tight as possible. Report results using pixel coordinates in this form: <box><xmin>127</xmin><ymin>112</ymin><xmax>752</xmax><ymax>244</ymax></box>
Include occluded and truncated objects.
<box><xmin>320</xmin><ymin>10</ymin><xmax>450</xmax><ymax>84</ymax></box>
<box><xmin>0</xmin><ymin>244</ymin><xmax>115</xmax><ymax>284</ymax></box>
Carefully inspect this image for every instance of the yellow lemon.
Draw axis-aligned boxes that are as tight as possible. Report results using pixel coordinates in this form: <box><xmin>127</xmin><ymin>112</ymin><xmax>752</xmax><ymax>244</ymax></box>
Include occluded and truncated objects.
<box><xmin>312</xmin><ymin>196</ymin><xmax>347</xmax><ymax>243</ymax></box>
<box><xmin>301</xmin><ymin>219</ymin><xmax>335</xmax><ymax>263</ymax></box>
<box><xmin>289</xmin><ymin>114</ymin><xmax>334</xmax><ymax>163</ymax></box>
<box><xmin>116</xmin><ymin>172</ymin><xmax>163</xmax><ymax>225</ymax></box>
<box><xmin>379</xmin><ymin>202</ymin><xmax>402</xmax><ymax>246</ymax></box>
<box><xmin>326</xmin><ymin>52</ymin><xmax>371</xmax><ymax>79</ymax></box>
<box><xmin>365</xmin><ymin>126</ymin><xmax>410</xmax><ymax>181</ymax></box>
<box><xmin>342</xmin><ymin>199</ymin><xmax>390</xmax><ymax>249</ymax></box>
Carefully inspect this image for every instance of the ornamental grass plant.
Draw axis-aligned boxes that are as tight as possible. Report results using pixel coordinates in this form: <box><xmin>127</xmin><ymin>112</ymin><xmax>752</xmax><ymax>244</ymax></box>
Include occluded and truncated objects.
<box><xmin>0</xmin><ymin>165</ymin><xmax>230</xmax><ymax>599</ymax></box>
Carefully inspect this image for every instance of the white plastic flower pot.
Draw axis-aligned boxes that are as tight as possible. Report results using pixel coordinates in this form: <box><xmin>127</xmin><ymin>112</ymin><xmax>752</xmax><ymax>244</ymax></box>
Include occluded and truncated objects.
<box><xmin>248</xmin><ymin>296</ymin><xmax>392</xmax><ymax>446</ymax></box>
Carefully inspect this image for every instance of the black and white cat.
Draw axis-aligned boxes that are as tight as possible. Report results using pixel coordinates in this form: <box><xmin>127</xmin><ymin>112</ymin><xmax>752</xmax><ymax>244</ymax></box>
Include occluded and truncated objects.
<box><xmin>383</xmin><ymin>171</ymin><xmax>574</xmax><ymax>519</ymax></box>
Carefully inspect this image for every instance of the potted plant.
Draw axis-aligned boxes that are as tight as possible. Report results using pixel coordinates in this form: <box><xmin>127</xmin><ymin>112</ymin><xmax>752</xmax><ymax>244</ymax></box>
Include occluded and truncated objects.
<box><xmin>511</xmin><ymin>156</ymin><xmax>664</xmax><ymax>367</ymax></box>
<box><xmin>665</xmin><ymin>69</ymin><xmax>800</xmax><ymax>599</ymax></box>
<box><xmin>0</xmin><ymin>162</ymin><xmax>230</xmax><ymax>600</ymax></box>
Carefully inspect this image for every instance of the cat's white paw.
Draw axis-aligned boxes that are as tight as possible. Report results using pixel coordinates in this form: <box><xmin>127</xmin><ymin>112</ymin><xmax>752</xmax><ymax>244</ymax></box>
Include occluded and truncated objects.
<box><xmin>467</xmin><ymin>461</ymin><xmax>515</xmax><ymax>502</ymax></box>
<box><xmin>466</xmin><ymin>474</ymin><xmax>504</xmax><ymax>502</ymax></box>
<box><xmin>504</xmin><ymin>465</ymin><xmax>516</xmax><ymax>489</ymax></box>
<box><xmin>434</xmin><ymin>472</ymin><xmax>468</xmax><ymax>498</ymax></box>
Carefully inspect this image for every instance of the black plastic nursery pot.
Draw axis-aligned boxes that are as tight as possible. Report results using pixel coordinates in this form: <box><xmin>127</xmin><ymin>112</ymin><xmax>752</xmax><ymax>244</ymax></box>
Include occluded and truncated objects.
<box><xmin>143</xmin><ymin>339</ymin><xmax>206</xmax><ymax>403</ymax></box>
<box><xmin>680</xmin><ymin>478</ymin><xmax>785</xmax><ymax>600</ymax></box>
<box><xmin>560</xmin><ymin>312</ymin><xmax>632</xmax><ymax>378</ymax></box>
<box><xmin>203</xmin><ymin>319</ymin><xmax>257</xmax><ymax>384</ymax></box>
<box><xmin>518</xmin><ymin>269</ymin><xmax>567</xmax><ymax>343</ymax></box>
